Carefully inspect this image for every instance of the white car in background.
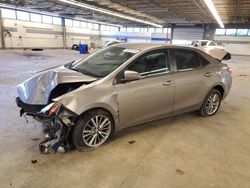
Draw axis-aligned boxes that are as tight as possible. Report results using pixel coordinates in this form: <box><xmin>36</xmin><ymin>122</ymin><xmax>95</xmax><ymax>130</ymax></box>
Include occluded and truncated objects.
<box><xmin>191</xmin><ymin>40</ymin><xmax>218</xmax><ymax>48</ymax></box>
<box><xmin>191</xmin><ymin>40</ymin><xmax>229</xmax><ymax>61</ymax></box>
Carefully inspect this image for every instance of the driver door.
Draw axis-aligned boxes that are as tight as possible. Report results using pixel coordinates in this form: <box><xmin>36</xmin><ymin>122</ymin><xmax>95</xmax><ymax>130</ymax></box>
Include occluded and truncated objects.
<box><xmin>115</xmin><ymin>49</ymin><xmax>175</xmax><ymax>128</ymax></box>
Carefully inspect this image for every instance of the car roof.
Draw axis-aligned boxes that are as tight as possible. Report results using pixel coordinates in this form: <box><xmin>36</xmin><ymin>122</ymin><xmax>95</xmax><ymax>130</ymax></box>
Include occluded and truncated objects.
<box><xmin>113</xmin><ymin>42</ymin><xmax>177</xmax><ymax>50</ymax></box>
<box><xmin>193</xmin><ymin>40</ymin><xmax>210</xmax><ymax>42</ymax></box>
<box><xmin>113</xmin><ymin>42</ymin><xmax>219</xmax><ymax>63</ymax></box>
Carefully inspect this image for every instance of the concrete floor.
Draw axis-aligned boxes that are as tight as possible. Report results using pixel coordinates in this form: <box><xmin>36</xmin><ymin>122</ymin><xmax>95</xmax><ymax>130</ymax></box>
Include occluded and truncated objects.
<box><xmin>0</xmin><ymin>49</ymin><xmax>250</xmax><ymax>188</ymax></box>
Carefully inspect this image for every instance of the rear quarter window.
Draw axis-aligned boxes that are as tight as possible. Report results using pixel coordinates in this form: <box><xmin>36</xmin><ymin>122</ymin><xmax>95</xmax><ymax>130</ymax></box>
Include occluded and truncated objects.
<box><xmin>173</xmin><ymin>50</ymin><xmax>201</xmax><ymax>70</ymax></box>
<box><xmin>199</xmin><ymin>55</ymin><xmax>210</xmax><ymax>66</ymax></box>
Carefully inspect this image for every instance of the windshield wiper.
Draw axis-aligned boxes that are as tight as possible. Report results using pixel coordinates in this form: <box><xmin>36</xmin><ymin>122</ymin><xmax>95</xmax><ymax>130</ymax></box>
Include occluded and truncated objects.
<box><xmin>64</xmin><ymin>61</ymin><xmax>74</xmax><ymax>68</ymax></box>
<box><xmin>68</xmin><ymin>66</ymin><xmax>101</xmax><ymax>78</ymax></box>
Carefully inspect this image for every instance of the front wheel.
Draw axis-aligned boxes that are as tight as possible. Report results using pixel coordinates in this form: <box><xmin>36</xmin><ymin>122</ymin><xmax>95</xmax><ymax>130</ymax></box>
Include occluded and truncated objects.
<box><xmin>72</xmin><ymin>109</ymin><xmax>114</xmax><ymax>150</ymax></box>
<box><xmin>198</xmin><ymin>89</ymin><xmax>222</xmax><ymax>117</ymax></box>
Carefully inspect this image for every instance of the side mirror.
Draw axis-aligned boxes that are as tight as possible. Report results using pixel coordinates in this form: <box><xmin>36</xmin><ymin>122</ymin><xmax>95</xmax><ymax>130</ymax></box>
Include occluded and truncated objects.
<box><xmin>124</xmin><ymin>70</ymin><xmax>140</xmax><ymax>82</ymax></box>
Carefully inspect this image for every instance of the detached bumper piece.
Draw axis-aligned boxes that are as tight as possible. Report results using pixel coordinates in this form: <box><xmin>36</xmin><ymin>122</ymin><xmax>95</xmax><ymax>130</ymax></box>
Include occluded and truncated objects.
<box><xmin>39</xmin><ymin>117</ymin><xmax>73</xmax><ymax>154</ymax></box>
<box><xmin>16</xmin><ymin>97</ymin><xmax>45</xmax><ymax>116</ymax></box>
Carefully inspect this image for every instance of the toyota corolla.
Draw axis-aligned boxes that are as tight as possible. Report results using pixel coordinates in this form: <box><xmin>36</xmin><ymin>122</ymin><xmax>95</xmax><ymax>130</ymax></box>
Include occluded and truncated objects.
<box><xmin>16</xmin><ymin>43</ymin><xmax>232</xmax><ymax>154</ymax></box>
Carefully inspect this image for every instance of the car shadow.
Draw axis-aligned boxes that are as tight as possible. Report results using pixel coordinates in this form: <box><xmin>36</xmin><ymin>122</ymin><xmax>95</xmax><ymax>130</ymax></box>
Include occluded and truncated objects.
<box><xmin>113</xmin><ymin>111</ymin><xmax>198</xmax><ymax>140</ymax></box>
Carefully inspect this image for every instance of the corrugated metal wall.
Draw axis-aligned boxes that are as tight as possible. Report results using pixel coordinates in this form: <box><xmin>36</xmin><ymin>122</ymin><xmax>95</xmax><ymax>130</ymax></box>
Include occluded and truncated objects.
<box><xmin>0</xmin><ymin>23</ymin><xmax>2</xmax><ymax>49</ymax></box>
<box><xmin>173</xmin><ymin>27</ymin><xmax>204</xmax><ymax>40</ymax></box>
<box><xmin>0</xmin><ymin>9</ymin><xmax>3</xmax><ymax>49</ymax></box>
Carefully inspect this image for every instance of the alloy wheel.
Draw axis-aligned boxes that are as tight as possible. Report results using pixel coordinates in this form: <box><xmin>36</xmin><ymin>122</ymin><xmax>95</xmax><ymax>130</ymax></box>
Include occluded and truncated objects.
<box><xmin>82</xmin><ymin>115</ymin><xmax>111</xmax><ymax>147</ymax></box>
<box><xmin>205</xmin><ymin>93</ymin><xmax>220</xmax><ymax>115</ymax></box>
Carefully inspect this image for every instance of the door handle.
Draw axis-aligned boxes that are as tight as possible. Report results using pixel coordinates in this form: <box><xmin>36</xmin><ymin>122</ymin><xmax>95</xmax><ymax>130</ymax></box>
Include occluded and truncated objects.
<box><xmin>163</xmin><ymin>80</ymin><xmax>174</xmax><ymax>86</ymax></box>
<box><xmin>204</xmin><ymin>72</ymin><xmax>213</xmax><ymax>77</ymax></box>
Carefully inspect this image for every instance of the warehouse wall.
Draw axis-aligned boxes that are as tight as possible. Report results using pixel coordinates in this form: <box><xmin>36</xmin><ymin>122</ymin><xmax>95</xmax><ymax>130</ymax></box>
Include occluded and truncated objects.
<box><xmin>204</xmin><ymin>24</ymin><xmax>250</xmax><ymax>56</ymax></box>
<box><xmin>65</xmin><ymin>26</ymin><xmax>100</xmax><ymax>48</ymax></box>
<box><xmin>101</xmin><ymin>31</ymin><xmax>150</xmax><ymax>43</ymax></box>
<box><xmin>214</xmin><ymin>35</ymin><xmax>250</xmax><ymax>56</ymax></box>
<box><xmin>0</xmin><ymin>22</ymin><xmax>2</xmax><ymax>48</ymax></box>
<box><xmin>1</xmin><ymin>18</ymin><xmax>171</xmax><ymax>49</ymax></box>
<box><xmin>2</xmin><ymin>14</ymin><xmax>249</xmax><ymax>56</ymax></box>
<box><xmin>3</xmin><ymin>19</ymin><xmax>63</xmax><ymax>48</ymax></box>
<box><xmin>172</xmin><ymin>27</ymin><xmax>204</xmax><ymax>45</ymax></box>
<box><xmin>1</xmin><ymin>18</ymin><xmax>101</xmax><ymax>49</ymax></box>
<box><xmin>0</xmin><ymin>10</ymin><xmax>3</xmax><ymax>49</ymax></box>
<box><xmin>100</xmin><ymin>31</ymin><xmax>170</xmax><ymax>44</ymax></box>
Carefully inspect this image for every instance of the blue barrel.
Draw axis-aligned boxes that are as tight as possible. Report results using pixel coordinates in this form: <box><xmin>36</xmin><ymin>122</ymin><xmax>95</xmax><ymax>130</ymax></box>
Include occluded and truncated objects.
<box><xmin>79</xmin><ymin>44</ymin><xmax>88</xmax><ymax>54</ymax></box>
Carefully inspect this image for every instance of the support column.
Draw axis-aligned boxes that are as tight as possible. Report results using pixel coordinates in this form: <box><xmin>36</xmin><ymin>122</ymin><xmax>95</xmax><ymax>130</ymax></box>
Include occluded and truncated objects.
<box><xmin>62</xmin><ymin>18</ymin><xmax>66</xmax><ymax>49</ymax></box>
<box><xmin>202</xmin><ymin>24</ymin><xmax>206</xmax><ymax>40</ymax></box>
<box><xmin>0</xmin><ymin>9</ymin><xmax>6</xmax><ymax>49</ymax></box>
<box><xmin>170</xmin><ymin>24</ymin><xmax>174</xmax><ymax>44</ymax></box>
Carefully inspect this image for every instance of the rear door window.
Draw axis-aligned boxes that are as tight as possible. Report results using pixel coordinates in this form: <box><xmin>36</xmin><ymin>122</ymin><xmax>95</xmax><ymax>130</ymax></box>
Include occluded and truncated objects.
<box><xmin>173</xmin><ymin>50</ymin><xmax>201</xmax><ymax>71</ymax></box>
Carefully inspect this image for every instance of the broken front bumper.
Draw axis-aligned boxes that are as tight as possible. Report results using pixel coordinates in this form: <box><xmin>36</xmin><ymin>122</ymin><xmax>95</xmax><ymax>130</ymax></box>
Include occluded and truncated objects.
<box><xmin>16</xmin><ymin>98</ymin><xmax>77</xmax><ymax>154</ymax></box>
<box><xmin>16</xmin><ymin>97</ymin><xmax>45</xmax><ymax>117</ymax></box>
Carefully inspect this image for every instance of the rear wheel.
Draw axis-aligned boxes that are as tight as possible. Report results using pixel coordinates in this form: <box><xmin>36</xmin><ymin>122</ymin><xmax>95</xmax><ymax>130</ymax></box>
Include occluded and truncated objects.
<box><xmin>198</xmin><ymin>89</ymin><xmax>221</xmax><ymax>117</ymax></box>
<box><xmin>72</xmin><ymin>109</ymin><xmax>114</xmax><ymax>150</ymax></box>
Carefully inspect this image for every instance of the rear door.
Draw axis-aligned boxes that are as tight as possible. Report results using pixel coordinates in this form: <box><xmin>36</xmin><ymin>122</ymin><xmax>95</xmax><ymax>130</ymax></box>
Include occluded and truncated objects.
<box><xmin>171</xmin><ymin>49</ymin><xmax>210</xmax><ymax>113</ymax></box>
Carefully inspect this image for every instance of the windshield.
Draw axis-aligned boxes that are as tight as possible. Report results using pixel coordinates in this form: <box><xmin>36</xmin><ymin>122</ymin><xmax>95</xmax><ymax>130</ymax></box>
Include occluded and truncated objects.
<box><xmin>201</xmin><ymin>41</ymin><xmax>208</xmax><ymax>46</ymax></box>
<box><xmin>69</xmin><ymin>47</ymin><xmax>139</xmax><ymax>77</ymax></box>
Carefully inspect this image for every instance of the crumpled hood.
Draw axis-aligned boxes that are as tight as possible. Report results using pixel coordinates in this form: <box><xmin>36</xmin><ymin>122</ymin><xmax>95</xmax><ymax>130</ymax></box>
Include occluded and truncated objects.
<box><xmin>17</xmin><ymin>66</ymin><xmax>97</xmax><ymax>105</ymax></box>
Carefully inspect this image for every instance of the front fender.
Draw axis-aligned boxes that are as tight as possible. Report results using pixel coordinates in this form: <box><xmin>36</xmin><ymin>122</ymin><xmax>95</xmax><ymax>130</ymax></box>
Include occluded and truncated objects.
<box><xmin>53</xmin><ymin>83</ymin><xmax>120</xmax><ymax>130</ymax></box>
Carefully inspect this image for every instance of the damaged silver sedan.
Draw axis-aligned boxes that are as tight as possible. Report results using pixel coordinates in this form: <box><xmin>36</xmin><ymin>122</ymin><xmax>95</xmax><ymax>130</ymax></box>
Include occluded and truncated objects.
<box><xmin>16</xmin><ymin>43</ymin><xmax>232</xmax><ymax>154</ymax></box>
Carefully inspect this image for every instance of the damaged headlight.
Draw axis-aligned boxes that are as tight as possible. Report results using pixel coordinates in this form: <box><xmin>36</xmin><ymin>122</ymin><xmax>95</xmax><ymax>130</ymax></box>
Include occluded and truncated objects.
<box><xmin>39</xmin><ymin>102</ymin><xmax>61</xmax><ymax>117</ymax></box>
<box><xmin>48</xmin><ymin>103</ymin><xmax>61</xmax><ymax>116</ymax></box>
<box><xmin>40</xmin><ymin>102</ymin><xmax>76</xmax><ymax>126</ymax></box>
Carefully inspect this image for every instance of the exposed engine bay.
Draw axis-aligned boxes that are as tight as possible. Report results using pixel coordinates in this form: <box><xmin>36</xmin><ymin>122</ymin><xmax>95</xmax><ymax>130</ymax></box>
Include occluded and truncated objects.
<box><xmin>16</xmin><ymin>65</ymin><xmax>97</xmax><ymax>153</ymax></box>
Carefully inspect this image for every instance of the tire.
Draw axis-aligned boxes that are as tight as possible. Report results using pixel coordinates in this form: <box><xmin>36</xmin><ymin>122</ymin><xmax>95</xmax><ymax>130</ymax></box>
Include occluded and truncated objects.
<box><xmin>71</xmin><ymin>44</ymin><xmax>79</xmax><ymax>51</ymax></box>
<box><xmin>72</xmin><ymin>109</ymin><xmax>115</xmax><ymax>150</ymax></box>
<box><xmin>198</xmin><ymin>89</ymin><xmax>222</xmax><ymax>117</ymax></box>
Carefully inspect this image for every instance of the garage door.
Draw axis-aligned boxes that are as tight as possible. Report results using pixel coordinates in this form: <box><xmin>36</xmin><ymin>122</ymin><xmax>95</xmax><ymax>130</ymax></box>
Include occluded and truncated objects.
<box><xmin>173</xmin><ymin>27</ymin><xmax>204</xmax><ymax>40</ymax></box>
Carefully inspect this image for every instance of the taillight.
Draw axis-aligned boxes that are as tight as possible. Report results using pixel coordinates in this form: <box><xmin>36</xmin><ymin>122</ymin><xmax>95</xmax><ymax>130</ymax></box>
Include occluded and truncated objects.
<box><xmin>227</xmin><ymin>67</ymin><xmax>232</xmax><ymax>74</ymax></box>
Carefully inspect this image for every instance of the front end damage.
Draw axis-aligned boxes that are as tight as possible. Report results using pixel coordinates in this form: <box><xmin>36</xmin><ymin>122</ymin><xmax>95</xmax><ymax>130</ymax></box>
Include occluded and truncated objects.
<box><xmin>21</xmin><ymin>102</ymin><xmax>77</xmax><ymax>154</ymax></box>
<box><xmin>39</xmin><ymin>103</ymin><xmax>78</xmax><ymax>154</ymax></box>
<box><xmin>15</xmin><ymin>66</ymin><xmax>99</xmax><ymax>153</ymax></box>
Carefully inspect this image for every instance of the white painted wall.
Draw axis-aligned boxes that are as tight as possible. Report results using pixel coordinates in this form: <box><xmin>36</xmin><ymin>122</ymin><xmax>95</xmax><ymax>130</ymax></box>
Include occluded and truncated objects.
<box><xmin>100</xmin><ymin>31</ymin><xmax>170</xmax><ymax>44</ymax></box>
<box><xmin>151</xmin><ymin>33</ymin><xmax>170</xmax><ymax>43</ymax></box>
<box><xmin>0</xmin><ymin>23</ymin><xmax>2</xmax><ymax>48</ymax></box>
<box><xmin>2</xmin><ymin>17</ymin><xmax>250</xmax><ymax>56</ymax></box>
<box><xmin>2</xmin><ymin>18</ymin><xmax>171</xmax><ymax>49</ymax></box>
<box><xmin>172</xmin><ymin>27</ymin><xmax>204</xmax><ymax>45</ymax></box>
<box><xmin>100</xmin><ymin>31</ymin><xmax>150</xmax><ymax>43</ymax></box>
<box><xmin>214</xmin><ymin>35</ymin><xmax>250</xmax><ymax>56</ymax></box>
<box><xmin>2</xmin><ymin>18</ymin><xmax>101</xmax><ymax>49</ymax></box>
<box><xmin>65</xmin><ymin>26</ymin><xmax>100</xmax><ymax>48</ymax></box>
<box><xmin>3</xmin><ymin>19</ymin><xmax>63</xmax><ymax>48</ymax></box>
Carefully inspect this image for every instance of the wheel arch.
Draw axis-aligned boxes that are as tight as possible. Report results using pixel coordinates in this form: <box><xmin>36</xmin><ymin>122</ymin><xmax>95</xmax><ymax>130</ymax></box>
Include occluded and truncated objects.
<box><xmin>77</xmin><ymin>103</ymin><xmax>120</xmax><ymax>131</ymax></box>
<box><xmin>212</xmin><ymin>85</ymin><xmax>224</xmax><ymax>98</ymax></box>
<box><xmin>206</xmin><ymin>83</ymin><xmax>225</xmax><ymax>98</ymax></box>
<box><xmin>199</xmin><ymin>83</ymin><xmax>225</xmax><ymax>109</ymax></box>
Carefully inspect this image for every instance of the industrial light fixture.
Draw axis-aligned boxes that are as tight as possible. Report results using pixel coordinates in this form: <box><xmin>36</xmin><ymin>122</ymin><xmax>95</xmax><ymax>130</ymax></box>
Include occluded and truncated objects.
<box><xmin>58</xmin><ymin>0</ymin><xmax>163</xmax><ymax>27</ymax></box>
<box><xmin>204</xmin><ymin>0</ymin><xmax>224</xmax><ymax>28</ymax></box>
